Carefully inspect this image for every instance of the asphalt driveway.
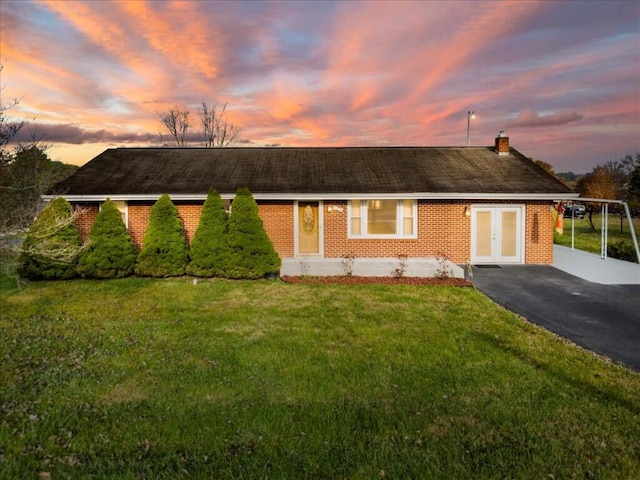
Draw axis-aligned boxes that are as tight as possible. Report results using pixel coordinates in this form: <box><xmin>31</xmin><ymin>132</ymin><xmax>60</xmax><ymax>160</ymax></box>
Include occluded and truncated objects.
<box><xmin>472</xmin><ymin>265</ymin><xmax>640</xmax><ymax>372</ymax></box>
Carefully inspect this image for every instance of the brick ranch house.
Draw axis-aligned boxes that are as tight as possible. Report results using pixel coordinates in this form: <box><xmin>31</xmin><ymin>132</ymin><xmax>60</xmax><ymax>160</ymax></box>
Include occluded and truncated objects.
<box><xmin>46</xmin><ymin>133</ymin><xmax>576</xmax><ymax>277</ymax></box>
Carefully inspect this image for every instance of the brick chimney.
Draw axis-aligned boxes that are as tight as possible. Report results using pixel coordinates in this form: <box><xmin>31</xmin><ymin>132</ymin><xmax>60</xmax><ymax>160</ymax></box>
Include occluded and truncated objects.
<box><xmin>495</xmin><ymin>131</ymin><xmax>509</xmax><ymax>156</ymax></box>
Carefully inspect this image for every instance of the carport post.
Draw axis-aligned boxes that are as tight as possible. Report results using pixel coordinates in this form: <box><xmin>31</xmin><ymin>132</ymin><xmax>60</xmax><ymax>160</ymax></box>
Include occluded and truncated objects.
<box><xmin>601</xmin><ymin>203</ymin><xmax>608</xmax><ymax>259</ymax></box>
<box><xmin>622</xmin><ymin>202</ymin><xmax>640</xmax><ymax>264</ymax></box>
<box><xmin>571</xmin><ymin>203</ymin><xmax>575</xmax><ymax>250</ymax></box>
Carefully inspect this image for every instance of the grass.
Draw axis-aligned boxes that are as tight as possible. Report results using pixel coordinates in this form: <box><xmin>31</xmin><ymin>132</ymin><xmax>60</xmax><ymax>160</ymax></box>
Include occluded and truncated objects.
<box><xmin>1</xmin><ymin>271</ymin><xmax>639</xmax><ymax>479</ymax></box>
<box><xmin>554</xmin><ymin>213</ymin><xmax>640</xmax><ymax>258</ymax></box>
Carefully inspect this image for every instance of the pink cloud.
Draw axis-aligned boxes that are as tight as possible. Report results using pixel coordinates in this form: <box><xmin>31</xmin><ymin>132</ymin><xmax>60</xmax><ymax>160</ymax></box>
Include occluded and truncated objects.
<box><xmin>0</xmin><ymin>0</ymin><xmax>636</xmax><ymax>171</ymax></box>
<box><xmin>508</xmin><ymin>110</ymin><xmax>584</xmax><ymax>128</ymax></box>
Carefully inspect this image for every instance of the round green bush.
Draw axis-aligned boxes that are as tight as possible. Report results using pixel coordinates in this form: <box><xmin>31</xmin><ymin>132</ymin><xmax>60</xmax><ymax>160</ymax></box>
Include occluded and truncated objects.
<box><xmin>77</xmin><ymin>199</ymin><xmax>137</xmax><ymax>278</ymax></box>
<box><xmin>186</xmin><ymin>189</ymin><xmax>229</xmax><ymax>277</ymax></box>
<box><xmin>18</xmin><ymin>197</ymin><xmax>83</xmax><ymax>280</ymax></box>
<box><xmin>225</xmin><ymin>187</ymin><xmax>281</xmax><ymax>279</ymax></box>
<box><xmin>135</xmin><ymin>194</ymin><xmax>188</xmax><ymax>277</ymax></box>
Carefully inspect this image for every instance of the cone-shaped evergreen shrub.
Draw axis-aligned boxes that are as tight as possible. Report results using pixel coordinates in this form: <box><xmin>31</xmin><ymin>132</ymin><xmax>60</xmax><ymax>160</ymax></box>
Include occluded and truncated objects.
<box><xmin>18</xmin><ymin>197</ymin><xmax>83</xmax><ymax>280</ymax></box>
<box><xmin>77</xmin><ymin>199</ymin><xmax>137</xmax><ymax>278</ymax></box>
<box><xmin>135</xmin><ymin>194</ymin><xmax>188</xmax><ymax>277</ymax></box>
<box><xmin>186</xmin><ymin>189</ymin><xmax>229</xmax><ymax>277</ymax></box>
<box><xmin>225</xmin><ymin>187</ymin><xmax>281</xmax><ymax>279</ymax></box>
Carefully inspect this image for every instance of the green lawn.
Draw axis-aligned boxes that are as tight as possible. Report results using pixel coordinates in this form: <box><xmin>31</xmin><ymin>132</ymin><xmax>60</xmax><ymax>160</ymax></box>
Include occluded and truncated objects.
<box><xmin>555</xmin><ymin>213</ymin><xmax>640</xmax><ymax>260</ymax></box>
<box><xmin>1</xmin><ymin>273</ymin><xmax>639</xmax><ymax>479</ymax></box>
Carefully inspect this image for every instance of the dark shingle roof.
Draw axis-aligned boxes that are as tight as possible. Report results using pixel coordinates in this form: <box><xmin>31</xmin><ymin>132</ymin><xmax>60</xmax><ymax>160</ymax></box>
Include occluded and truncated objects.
<box><xmin>50</xmin><ymin>146</ymin><xmax>573</xmax><ymax>197</ymax></box>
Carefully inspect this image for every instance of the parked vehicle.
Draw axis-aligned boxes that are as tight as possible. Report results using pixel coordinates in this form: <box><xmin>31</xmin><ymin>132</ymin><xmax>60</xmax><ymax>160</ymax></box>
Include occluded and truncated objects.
<box><xmin>564</xmin><ymin>204</ymin><xmax>586</xmax><ymax>219</ymax></box>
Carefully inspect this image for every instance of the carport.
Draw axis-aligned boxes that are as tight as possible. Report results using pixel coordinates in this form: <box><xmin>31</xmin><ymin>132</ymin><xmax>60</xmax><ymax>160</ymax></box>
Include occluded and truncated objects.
<box><xmin>559</xmin><ymin>197</ymin><xmax>639</xmax><ymax>264</ymax></box>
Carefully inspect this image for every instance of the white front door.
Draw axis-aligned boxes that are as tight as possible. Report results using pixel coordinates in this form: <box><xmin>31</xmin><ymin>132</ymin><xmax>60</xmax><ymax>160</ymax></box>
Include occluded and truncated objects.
<box><xmin>471</xmin><ymin>206</ymin><xmax>524</xmax><ymax>264</ymax></box>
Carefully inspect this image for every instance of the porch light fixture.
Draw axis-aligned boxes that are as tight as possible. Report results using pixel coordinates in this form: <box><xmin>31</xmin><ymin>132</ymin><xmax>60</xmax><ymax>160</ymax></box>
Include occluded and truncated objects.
<box><xmin>466</xmin><ymin>110</ymin><xmax>475</xmax><ymax>146</ymax></box>
<box><xmin>464</xmin><ymin>206</ymin><xmax>471</xmax><ymax>217</ymax></box>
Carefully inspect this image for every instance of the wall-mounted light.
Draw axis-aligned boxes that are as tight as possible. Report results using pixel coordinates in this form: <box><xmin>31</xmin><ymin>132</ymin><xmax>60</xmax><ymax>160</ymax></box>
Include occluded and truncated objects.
<box><xmin>464</xmin><ymin>206</ymin><xmax>471</xmax><ymax>217</ymax></box>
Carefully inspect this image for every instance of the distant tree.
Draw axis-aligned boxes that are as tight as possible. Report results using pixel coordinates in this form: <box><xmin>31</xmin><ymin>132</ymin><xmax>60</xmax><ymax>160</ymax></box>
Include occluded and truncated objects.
<box><xmin>577</xmin><ymin>155</ymin><xmax>636</xmax><ymax>230</ymax></box>
<box><xmin>158</xmin><ymin>108</ymin><xmax>190</xmax><ymax>146</ymax></box>
<box><xmin>577</xmin><ymin>166</ymin><xmax>616</xmax><ymax>231</ymax></box>
<box><xmin>532</xmin><ymin>159</ymin><xmax>555</xmax><ymax>176</ymax></box>
<box><xmin>199</xmin><ymin>102</ymin><xmax>241</xmax><ymax>147</ymax></box>
<box><xmin>186</xmin><ymin>189</ymin><xmax>229</xmax><ymax>277</ymax></box>
<box><xmin>135</xmin><ymin>194</ymin><xmax>188</xmax><ymax>277</ymax></box>
<box><xmin>531</xmin><ymin>159</ymin><xmax>569</xmax><ymax>187</ymax></box>
<box><xmin>225</xmin><ymin>187</ymin><xmax>280</xmax><ymax>279</ymax></box>
<box><xmin>17</xmin><ymin>197</ymin><xmax>83</xmax><ymax>279</ymax></box>
<box><xmin>0</xmin><ymin>144</ymin><xmax>77</xmax><ymax>230</ymax></box>
<box><xmin>629</xmin><ymin>161</ymin><xmax>640</xmax><ymax>196</ymax></box>
<box><xmin>557</xmin><ymin>172</ymin><xmax>578</xmax><ymax>182</ymax></box>
<box><xmin>626</xmin><ymin>154</ymin><xmax>640</xmax><ymax>217</ymax></box>
<box><xmin>77</xmin><ymin>199</ymin><xmax>137</xmax><ymax>278</ymax></box>
<box><xmin>157</xmin><ymin>102</ymin><xmax>240</xmax><ymax>148</ymax></box>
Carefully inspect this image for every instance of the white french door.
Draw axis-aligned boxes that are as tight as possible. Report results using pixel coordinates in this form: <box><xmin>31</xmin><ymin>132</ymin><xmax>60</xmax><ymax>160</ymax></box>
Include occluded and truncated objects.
<box><xmin>471</xmin><ymin>206</ymin><xmax>524</xmax><ymax>264</ymax></box>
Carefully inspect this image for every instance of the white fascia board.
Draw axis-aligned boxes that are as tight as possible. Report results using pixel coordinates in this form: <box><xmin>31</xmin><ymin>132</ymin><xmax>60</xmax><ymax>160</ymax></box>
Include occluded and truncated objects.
<box><xmin>43</xmin><ymin>192</ymin><xmax>579</xmax><ymax>202</ymax></box>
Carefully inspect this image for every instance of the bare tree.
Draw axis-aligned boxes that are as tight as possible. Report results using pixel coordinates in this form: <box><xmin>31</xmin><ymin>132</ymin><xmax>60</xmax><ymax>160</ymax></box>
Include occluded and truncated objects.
<box><xmin>0</xmin><ymin>65</ymin><xmax>26</xmax><ymax>165</ymax></box>
<box><xmin>157</xmin><ymin>108</ymin><xmax>190</xmax><ymax>146</ymax></box>
<box><xmin>20</xmin><ymin>204</ymin><xmax>88</xmax><ymax>265</ymax></box>
<box><xmin>199</xmin><ymin>102</ymin><xmax>240</xmax><ymax>147</ymax></box>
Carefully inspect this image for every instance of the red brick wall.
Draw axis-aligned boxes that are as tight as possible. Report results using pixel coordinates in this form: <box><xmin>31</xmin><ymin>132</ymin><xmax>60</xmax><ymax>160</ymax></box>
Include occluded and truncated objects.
<box><xmin>128</xmin><ymin>202</ymin><xmax>152</xmax><ymax>250</ymax></box>
<box><xmin>525</xmin><ymin>202</ymin><xmax>554</xmax><ymax>263</ymax></box>
<box><xmin>258</xmin><ymin>201</ymin><xmax>294</xmax><ymax>258</ymax></box>
<box><xmin>72</xmin><ymin>199</ymin><xmax>555</xmax><ymax>264</ymax></box>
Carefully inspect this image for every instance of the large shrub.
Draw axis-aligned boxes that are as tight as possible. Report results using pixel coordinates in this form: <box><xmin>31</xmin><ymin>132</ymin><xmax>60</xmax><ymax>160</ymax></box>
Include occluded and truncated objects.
<box><xmin>186</xmin><ymin>189</ymin><xmax>229</xmax><ymax>277</ymax></box>
<box><xmin>135</xmin><ymin>194</ymin><xmax>188</xmax><ymax>277</ymax></box>
<box><xmin>225</xmin><ymin>187</ymin><xmax>280</xmax><ymax>279</ymax></box>
<box><xmin>18</xmin><ymin>197</ymin><xmax>83</xmax><ymax>280</ymax></box>
<box><xmin>77</xmin><ymin>199</ymin><xmax>137</xmax><ymax>278</ymax></box>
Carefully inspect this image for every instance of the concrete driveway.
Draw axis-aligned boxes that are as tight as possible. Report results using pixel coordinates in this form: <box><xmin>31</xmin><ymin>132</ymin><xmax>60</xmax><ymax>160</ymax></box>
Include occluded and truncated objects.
<box><xmin>472</xmin><ymin>265</ymin><xmax>640</xmax><ymax>372</ymax></box>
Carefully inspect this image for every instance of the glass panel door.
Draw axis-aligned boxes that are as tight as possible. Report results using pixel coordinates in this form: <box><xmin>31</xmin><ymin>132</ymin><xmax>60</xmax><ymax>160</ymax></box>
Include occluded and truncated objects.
<box><xmin>472</xmin><ymin>206</ymin><xmax>523</xmax><ymax>263</ymax></box>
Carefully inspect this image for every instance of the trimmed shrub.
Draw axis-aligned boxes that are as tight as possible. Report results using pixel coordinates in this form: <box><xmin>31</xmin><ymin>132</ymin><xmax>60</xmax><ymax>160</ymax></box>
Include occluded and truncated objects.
<box><xmin>135</xmin><ymin>194</ymin><xmax>188</xmax><ymax>277</ymax></box>
<box><xmin>186</xmin><ymin>189</ymin><xmax>229</xmax><ymax>277</ymax></box>
<box><xmin>77</xmin><ymin>199</ymin><xmax>137</xmax><ymax>278</ymax></box>
<box><xmin>225</xmin><ymin>187</ymin><xmax>281</xmax><ymax>279</ymax></box>
<box><xmin>18</xmin><ymin>197</ymin><xmax>83</xmax><ymax>280</ymax></box>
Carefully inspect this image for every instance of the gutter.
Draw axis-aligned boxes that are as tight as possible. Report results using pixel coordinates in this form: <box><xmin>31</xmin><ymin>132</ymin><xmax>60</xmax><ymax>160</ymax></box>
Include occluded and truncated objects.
<box><xmin>43</xmin><ymin>192</ymin><xmax>579</xmax><ymax>202</ymax></box>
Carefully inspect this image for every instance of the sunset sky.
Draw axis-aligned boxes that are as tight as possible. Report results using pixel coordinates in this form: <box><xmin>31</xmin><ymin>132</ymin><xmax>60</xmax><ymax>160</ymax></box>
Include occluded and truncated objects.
<box><xmin>1</xmin><ymin>0</ymin><xmax>638</xmax><ymax>172</ymax></box>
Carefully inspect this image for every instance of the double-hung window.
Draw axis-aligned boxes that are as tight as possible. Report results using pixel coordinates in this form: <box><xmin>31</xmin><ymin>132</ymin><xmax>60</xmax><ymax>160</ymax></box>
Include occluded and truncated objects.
<box><xmin>348</xmin><ymin>199</ymin><xmax>417</xmax><ymax>238</ymax></box>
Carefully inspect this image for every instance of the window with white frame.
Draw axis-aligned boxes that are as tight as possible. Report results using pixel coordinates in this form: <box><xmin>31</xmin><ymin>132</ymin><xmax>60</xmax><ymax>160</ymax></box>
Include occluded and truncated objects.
<box><xmin>348</xmin><ymin>199</ymin><xmax>417</xmax><ymax>238</ymax></box>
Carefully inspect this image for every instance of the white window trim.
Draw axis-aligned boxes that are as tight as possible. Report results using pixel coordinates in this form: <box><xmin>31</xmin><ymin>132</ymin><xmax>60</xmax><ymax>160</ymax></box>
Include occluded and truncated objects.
<box><xmin>348</xmin><ymin>200</ymin><xmax>417</xmax><ymax>239</ymax></box>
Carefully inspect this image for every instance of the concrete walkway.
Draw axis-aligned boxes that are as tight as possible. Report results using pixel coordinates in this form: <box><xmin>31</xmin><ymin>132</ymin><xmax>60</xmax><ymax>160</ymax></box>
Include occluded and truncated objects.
<box><xmin>553</xmin><ymin>245</ymin><xmax>640</xmax><ymax>285</ymax></box>
<box><xmin>472</xmin><ymin>264</ymin><xmax>640</xmax><ymax>372</ymax></box>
